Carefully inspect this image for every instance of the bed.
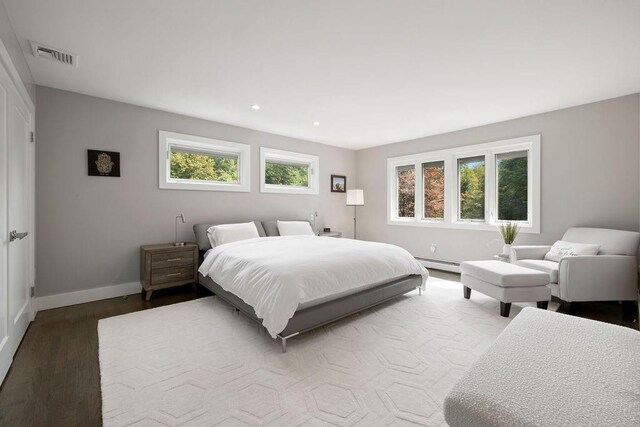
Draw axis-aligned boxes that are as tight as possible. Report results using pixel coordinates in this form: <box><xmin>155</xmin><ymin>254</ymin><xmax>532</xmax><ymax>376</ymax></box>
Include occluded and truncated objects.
<box><xmin>194</xmin><ymin>220</ymin><xmax>428</xmax><ymax>352</ymax></box>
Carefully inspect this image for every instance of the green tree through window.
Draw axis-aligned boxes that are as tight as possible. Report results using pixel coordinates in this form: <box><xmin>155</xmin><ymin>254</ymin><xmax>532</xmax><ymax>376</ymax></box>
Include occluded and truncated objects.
<box><xmin>458</xmin><ymin>157</ymin><xmax>485</xmax><ymax>220</ymax></box>
<box><xmin>265</xmin><ymin>162</ymin><xmax>309</xmax><ymax>187</ymax></box>
<box><xmin>497</xmin><ymin>152</ymin><xmax>528</xmax><ymax>221</ymax></box>
<box><xmin>170</xmin><ymin>150</ymin><xmax>238</xmax><ymax>182</ymax></box>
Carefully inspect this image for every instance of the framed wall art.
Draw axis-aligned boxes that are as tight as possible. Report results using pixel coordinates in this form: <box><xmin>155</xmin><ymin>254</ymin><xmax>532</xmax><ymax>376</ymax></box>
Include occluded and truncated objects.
<box><xmin>88</xmin><ymin>149</ymin><xmax>120</xmax><ymax>177</ymax></box>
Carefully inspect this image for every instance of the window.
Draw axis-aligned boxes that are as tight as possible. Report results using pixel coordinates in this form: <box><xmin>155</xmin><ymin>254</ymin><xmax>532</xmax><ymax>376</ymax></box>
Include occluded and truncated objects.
<box><xmin>170</xmin><ymin>147</ymin><xmax>238</xmax><ymax>183</ymax></box>
<box><xmin>260</xmin><ymin>147</ymin><xmax>319</xmax><ymax>194</ymax></box>
<box><xmin>397</xmin><ymin>165</ymin><xmax>415</xmax><ymax>218</ymax></box>
<box><xmin>457</xmin><ymin>156</ymin><xmax>485</xmax><ymax>221</ymax></box>
<box><xmin>159</xmin><ymin>131</ymin><xmax>250</xmax><ymax>192</ymax></box>
<box><xmin>265</xmin><ymin>160</ymin><xmax>309</xmax><ymax>187</ymax></box>
<box><xmin>496</xmin><ymin>151</ymin><xmax>528</xmax><ymax>221</ymax></box>
<box><xmin>422</xmin><ymin>161</ymin><xmax>444</xmax><ymax>219</ymax></box>
<box><xmin>387</xmin><ymin>135</ymin><xmax>540</xmax><ymax>233</ymax></box>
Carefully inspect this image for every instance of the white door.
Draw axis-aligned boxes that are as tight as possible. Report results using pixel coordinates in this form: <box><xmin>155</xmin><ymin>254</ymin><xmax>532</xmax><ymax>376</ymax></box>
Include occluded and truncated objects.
<box><xmin>0</xmin><ymin>54</ymin><xmax>34</xmax><ymax>385</ymax></box>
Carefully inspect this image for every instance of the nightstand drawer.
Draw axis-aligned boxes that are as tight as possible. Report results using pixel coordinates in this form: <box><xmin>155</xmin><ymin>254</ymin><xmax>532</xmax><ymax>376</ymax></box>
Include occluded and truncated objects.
<box><xmin>151</xmin><ymin>251</ymin><xmax>194</xmax><ymax>269</ymax></box>
<box><xmin>151</xmin><ymin>266</ymin><xmax>194</xmax><ymax>285</ymax></box>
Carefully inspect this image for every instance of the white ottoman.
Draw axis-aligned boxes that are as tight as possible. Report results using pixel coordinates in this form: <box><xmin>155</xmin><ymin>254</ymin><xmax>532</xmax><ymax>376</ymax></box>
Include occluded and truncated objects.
<box><xmin>444</xmin><ymin>308</ymin><xmax>640</xmax><ymax>427</ymax></box>
<box><xmin>460</xmin><ymin>260</ymin><xmax>550</xmax><ymax>317</ymax></box>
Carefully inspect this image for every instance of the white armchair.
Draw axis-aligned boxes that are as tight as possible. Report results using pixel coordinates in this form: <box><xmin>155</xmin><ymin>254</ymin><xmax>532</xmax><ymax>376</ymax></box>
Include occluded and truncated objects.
<box><xmin>510</xmin><ymin>227</ymin><xmax>639</xmax><ymax>310</ymax></box>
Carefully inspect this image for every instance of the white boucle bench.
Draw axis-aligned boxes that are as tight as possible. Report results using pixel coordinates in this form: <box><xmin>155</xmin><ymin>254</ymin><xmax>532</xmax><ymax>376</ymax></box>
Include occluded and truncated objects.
<box><xmin>460</xmin><ymin>260</ymin><xmax>551</xmax><ymax>317</ymax></box>
<box><xmin>444</xmin><ymin>308</ymin><xmax>640</xmax><ymax>427</ymax></box>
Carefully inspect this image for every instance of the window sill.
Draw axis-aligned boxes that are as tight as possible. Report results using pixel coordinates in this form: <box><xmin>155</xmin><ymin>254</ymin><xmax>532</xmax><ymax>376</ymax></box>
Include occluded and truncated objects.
<box><xmin>387</xmin><ymin>218</ymin><xmax>540</xmax><ymax>234</ymax></box>
<box><xmin>160</xmin><ymin>180</ymin><xmax>250</xmax><ymax>192</ymax></box>
<box><xmin>260</xmin><ymin>184</ymin><xmax>318</xmax><ymax>195</ymax></box>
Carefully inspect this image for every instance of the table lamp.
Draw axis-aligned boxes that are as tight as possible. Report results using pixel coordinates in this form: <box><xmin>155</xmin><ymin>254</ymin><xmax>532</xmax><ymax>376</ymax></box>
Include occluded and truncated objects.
<box><xmin>174</xmin><ymin>213</ymin><xmax>186</xmax><ymax>246</ymax></box>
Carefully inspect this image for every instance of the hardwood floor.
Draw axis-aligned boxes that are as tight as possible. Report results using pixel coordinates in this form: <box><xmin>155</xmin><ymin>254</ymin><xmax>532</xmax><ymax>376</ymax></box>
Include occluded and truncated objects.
<box><xmin>0</xmin><ymin>286</ymin><xmax>210</xmax><ymax>427</ymax></box>
<box><xmin>429</xmin><ymin>270</ymin><xmax>639</xmax><ymax>328</ymax></box>
<box><xmin>0</xmin><ymin>273</ymin><xmax>636</xmax><ymax>426</ymax></box>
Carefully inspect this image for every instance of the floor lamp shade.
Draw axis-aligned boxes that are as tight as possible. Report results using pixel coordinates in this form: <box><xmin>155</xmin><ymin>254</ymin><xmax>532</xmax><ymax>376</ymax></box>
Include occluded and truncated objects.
<box><xmin>346</xmin><ymin>189</ymin><xmax>364</xmax><ymax>206</ymax></box>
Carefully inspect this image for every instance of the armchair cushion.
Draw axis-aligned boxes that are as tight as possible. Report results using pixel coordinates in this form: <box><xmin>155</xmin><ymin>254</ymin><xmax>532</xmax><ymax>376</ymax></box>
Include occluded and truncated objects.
<box><xmin>544</xmin><ymin>240</ymin><xmax>600</xmax><ymax>262</ymax></box>
<box><xmin>515</xmin><ymin>259</ymin><xmax>559</xmax><ymax>283</ymax></box>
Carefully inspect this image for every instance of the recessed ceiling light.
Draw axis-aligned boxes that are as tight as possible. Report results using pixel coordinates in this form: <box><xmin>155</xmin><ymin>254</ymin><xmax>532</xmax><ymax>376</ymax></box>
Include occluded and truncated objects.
<box><xmin>251</xmin><ymin>104</ymin><xmax>260</xmax><ymax>110</ymax></box>
<box><xmin>313</xmin><ymin>121</ymin><xmax>320</xmax><ymax>126</ymax></box>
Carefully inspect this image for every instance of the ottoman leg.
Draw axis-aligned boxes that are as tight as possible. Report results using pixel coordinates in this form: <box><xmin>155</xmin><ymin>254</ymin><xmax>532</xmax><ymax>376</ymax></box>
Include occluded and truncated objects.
<box><xmin>537</xmin><ymin>301</ymin><xmax>549</xmax><ymax>310</ymax></box>
<box><xmin>463</xmin><ymin>286</ymin><xmax>471</xmax><ymax>299</ymax></box>
<box><xmin>500</xmin><ymin>302</ymin><xmax>512</xmax><ymax>317</ymax></box>
<box><xmin>562</xmin><ymin>301</ymin><xmax>575</xmax><ymax>315</ymax></box>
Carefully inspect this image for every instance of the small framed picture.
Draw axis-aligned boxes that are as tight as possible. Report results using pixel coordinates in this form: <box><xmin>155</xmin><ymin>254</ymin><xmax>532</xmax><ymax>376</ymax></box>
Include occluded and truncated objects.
<box><xmin>331</xmin><ymin>175</ymin><xmax>346</xmax><ymax>193</ymax></box>
<box><xmin>88</xmin><ymin>149</ymin><xmax>120</xmax><ymax>177</ymax></box>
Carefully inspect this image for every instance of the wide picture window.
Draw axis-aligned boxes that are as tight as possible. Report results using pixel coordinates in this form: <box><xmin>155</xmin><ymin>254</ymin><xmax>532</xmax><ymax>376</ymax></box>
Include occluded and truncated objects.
<box><xmin>387</xmin><ymin>135</ymin><xmax>540</xmax><ymax>232</ymax></box>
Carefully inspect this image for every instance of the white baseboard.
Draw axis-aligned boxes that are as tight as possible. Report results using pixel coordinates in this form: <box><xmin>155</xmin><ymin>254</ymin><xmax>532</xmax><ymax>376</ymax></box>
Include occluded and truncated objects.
<box><xmin>35</xmin><ymin>282</ymin><xmax>141</xmax><ymax>312</ymax></box>
<box><xmin>416</xmin><ymin>258</ymin><xmax>461</xmax><ymax>273</ymax></box>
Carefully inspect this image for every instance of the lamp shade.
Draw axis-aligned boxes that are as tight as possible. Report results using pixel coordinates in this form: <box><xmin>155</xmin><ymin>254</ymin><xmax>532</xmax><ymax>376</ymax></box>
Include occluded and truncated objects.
<box><xmin>346</xmin><ymin>189</ymin><xmax>364</xmax><ymax>206</ymax></box>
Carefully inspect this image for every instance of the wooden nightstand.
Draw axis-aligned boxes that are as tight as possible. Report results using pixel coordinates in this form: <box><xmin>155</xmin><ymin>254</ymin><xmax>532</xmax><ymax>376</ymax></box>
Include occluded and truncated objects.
<box><xmin>140</xmin><ymin>243</ymin><xmax>198</xmax><ymax>301</ymax></box>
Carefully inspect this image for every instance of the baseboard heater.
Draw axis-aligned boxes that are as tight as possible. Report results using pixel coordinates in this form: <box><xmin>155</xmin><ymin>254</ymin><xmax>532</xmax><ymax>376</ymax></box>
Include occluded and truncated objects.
<box><xmin>415</xmin><ymin>257</ymin><xmax>461</xmax><ymax>273</ymax></box>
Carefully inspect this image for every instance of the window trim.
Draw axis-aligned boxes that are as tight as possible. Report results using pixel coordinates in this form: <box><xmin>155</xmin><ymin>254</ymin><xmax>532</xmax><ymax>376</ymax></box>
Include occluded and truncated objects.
<box><xmin>387</xmin><ymin>135</ymin><xmax>540</xmax><ymax>233</ymax></box>
<box><xmin>260</xmin><ymin>147</ymin><xmax>320</xmax><ymax>195</ymax></box>
<box><xmin>159</xmin><ymin>130</ymin><xmax>251</xmax><ymax>192</ymax></box>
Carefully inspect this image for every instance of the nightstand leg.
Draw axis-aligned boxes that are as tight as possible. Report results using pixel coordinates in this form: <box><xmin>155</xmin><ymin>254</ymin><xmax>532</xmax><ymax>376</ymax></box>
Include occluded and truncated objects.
<box><xmin>145</xmin><ymin>290</ymin><xmax>153</xmax><ymax>301</ymax></box>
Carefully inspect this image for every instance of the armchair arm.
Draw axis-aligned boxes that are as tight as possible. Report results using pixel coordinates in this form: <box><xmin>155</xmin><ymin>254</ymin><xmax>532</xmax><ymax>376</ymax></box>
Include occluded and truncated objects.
<box><xmin>510</xmin><ymin>245</ymin><xmax>552</xmax><ymax>263</ymax></box>
<box><xmin>558</xmin><ymin>255</ymin><xmax>638</xmax><ymax>302</ymax></box>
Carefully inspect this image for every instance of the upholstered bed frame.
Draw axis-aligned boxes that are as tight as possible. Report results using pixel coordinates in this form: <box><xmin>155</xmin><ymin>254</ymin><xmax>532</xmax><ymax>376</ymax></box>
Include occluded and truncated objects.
<box><xmin>193</xmin><ymin>220</ymin><xmax>422</xmax><ymax>352</ymax></box>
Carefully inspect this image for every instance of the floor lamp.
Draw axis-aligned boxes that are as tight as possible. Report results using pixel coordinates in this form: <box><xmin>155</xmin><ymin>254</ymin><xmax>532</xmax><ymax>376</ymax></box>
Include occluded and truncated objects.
<box><xmin>346</xmin><ymin>189</ymin><xmax>364</xmax><ymax>239</ymax></box>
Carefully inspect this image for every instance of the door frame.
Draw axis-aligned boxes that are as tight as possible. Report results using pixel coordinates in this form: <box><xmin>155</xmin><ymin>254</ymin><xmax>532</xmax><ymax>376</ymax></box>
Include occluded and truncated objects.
<box><xmin>0</xmin><ymin>37</ymin><xmax>36</xmax><ymax>385</ymax></box>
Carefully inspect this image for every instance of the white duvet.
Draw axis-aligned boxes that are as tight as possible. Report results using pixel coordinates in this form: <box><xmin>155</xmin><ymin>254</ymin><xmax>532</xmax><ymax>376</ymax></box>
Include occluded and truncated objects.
<box><xmin>198</xmin><ymin>235</ymin><xmax>428</xmax><ymax>337</ymax></box>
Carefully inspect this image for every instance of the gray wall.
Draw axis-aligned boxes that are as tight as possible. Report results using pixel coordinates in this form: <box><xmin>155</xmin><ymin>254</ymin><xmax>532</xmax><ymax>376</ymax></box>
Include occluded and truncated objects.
<box><xmin>36</xmin><ymin>87</ymin><xmax>640</xmax><ymax>297</ymax></box>
<box><xmin>36</xmin><ymin>86</ymin><xmax>356</xmax><ymax>296</ymax></box>
<box><xmin>0</xmin><ymin>1</ymin><xmax>34</xmax><ymax>103</ymax></box>
<box><xmin>355</xmin><ymin>94</ymin><xmax>640</xmax><ymax>262</ymax></box>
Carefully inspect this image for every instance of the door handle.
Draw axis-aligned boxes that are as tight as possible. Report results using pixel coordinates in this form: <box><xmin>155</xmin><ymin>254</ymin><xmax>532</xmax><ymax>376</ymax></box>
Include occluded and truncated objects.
<box><xmin>9</xmin><ymin>230</ymin><xmax>28</xmax><ymax>242</ymax></box>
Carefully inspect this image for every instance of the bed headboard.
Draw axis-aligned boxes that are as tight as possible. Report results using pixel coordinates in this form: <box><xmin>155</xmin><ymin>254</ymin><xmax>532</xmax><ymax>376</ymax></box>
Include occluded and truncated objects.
<box><xmin>192</xmin><ymin>219</ymin><xmax>312</xmax><ymax>252</ymax></box>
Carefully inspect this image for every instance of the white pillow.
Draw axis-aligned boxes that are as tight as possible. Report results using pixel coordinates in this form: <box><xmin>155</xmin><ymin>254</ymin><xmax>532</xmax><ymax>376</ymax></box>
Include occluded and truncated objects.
<box><xmin>544</xmin><ymin>240</ymin><xmax>600</xmax><ymax>262</ymax></box>
<box><xmin>207</xmin><ymin>222</ymin><xmax>260</xmax><ymax>247</ymax></box>
<box><xmin>277</xmin><ymin>220</ymin><xmax>315</xmax><ymax>236</ymax></box>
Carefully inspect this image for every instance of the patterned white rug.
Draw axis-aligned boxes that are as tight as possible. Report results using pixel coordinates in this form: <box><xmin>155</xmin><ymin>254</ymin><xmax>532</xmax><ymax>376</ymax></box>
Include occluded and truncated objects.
<box><xmin>98</xmin><ymin>278</ymin><xmax>530</xmax><ymax>426</ymax></box>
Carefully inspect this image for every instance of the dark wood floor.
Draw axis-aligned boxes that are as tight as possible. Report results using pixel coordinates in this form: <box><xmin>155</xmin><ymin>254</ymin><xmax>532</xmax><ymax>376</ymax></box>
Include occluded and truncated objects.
<box><xmin>0</xmin><ymin>272</ymin><xmax>636</xmax><ymax>426</ymax></box>
<box><xmin>0</xmin><ymin>285</ymin><xmax>212</xmax><ymax>427</ymax></box>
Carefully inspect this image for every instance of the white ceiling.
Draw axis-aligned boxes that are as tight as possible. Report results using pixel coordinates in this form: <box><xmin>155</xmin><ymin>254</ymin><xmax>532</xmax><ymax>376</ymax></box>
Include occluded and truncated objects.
<box><xmin>5</xmin><ymin>0</ymin><xmax>640</xmax><ymax>150</ymax></box>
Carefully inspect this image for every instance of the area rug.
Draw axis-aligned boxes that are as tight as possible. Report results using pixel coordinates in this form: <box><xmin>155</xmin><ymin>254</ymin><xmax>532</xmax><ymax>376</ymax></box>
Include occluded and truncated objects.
<box><xmin>98</xmin><ymin>278</ymin><xmax>531</xmax><ymax>426</ymax></box>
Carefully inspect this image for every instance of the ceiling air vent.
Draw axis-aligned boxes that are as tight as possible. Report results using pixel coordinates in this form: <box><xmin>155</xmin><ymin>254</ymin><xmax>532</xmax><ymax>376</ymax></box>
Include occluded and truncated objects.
<box><xmin>30</xmin><ymin>41</ymin><xmax>78</xmax><ymax>67</ymax></box>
